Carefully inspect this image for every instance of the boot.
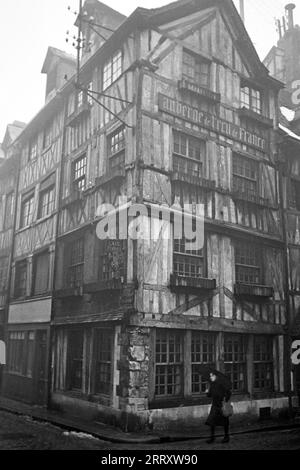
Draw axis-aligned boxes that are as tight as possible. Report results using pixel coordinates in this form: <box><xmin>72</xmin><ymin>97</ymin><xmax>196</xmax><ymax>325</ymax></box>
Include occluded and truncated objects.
<box><xmin>206</xmin><ymin>436</ymin><xmax>215</xmax><ymax>444</ymax></box>
<box><xmin>221</xmin><ymin>435</ymin><xmax>230</xmax><ymax>443</ymax></box>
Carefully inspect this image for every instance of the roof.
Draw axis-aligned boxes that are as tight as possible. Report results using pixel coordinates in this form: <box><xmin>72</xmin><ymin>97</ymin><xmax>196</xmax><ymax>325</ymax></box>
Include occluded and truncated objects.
<box><xmin>14</xmin><ymin>0</ymin><xmax>284</xmax><ymax>145</ymax></box>
<box><xmin>1</xmin><ymin>121</ymin><xmax>26</xmax><ymax>151</ymax></box>
<box><xmin>41</xmin><ymin>46</ymin><xmax>76</xmax><ymax>74</ymax></box>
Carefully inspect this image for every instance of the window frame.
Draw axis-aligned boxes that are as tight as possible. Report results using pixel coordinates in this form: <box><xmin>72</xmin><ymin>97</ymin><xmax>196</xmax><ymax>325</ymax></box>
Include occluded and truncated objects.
<box><xmin>66</xmin><ymin>237</ymin><xmax>85</xmax><ymax>289</ymax></box>
<box><xmin>232</xmin><ymin>153</ymin><xmax>258</xmax><ymax>199</ymax></box>
<box><xmin>235</xmin><ymin>240</ymin><xmax>262</xmax><ymax>285</ymax></box>
<box><xmin>28</xmin><ymin>139</ymin><xmax>38</xmax><ymax>162</ymax></box>
<box><xmin>8</xmin><ymin>330</ymin><xmax>35</xmax><ymax>378</ymax></box>
<box><xmin>93</xmin><ymin>329</ymin><xmax>114</xmax><ymax>396</ymax></box>
<box><xmin>154</xmin><ymin>329</ymin><xmax>183</xmax><ymax>399</ymax></box>
<box><xmin>67</xmin><ymin>329</ymin><xmax>84</xmax><ymax>391</ymax></box>
<box><xmin>38</xmin><ymin>185</ymin><xmax>55</xmax><ymax>219</ymax></box>
<box><xmin>4</xmin><ymin>191</ymin><xmax>14</xmax><ymax>230</ymax></box>
<box><xmin>191</xmin><ymin>332</ymin><xmax>216</xmax><ymax>395</ymax></box>
<box><xmin>14</xmin><ymin>259</ymin><xmax>27</xmax><ymax>299</ymax></box>
<box><xmin>172</xmin><ymin>130</ymin><xmax>205</xmax><ymax>178</ymax></box>
<box><xmin>107</xmin><ymin>126</ymin><xmax>126</xmax><ymax>172</ymax></box>
<box><xmin>32</xmin><ymin>251</ymin><xmax>50</xmax><ymax>296</ymax></box>
<box><xmin>103</xmin><ymin>50</ymin><xmax>123</xmax><ymax>91</ymax></box>
<box><xmin>240</xmin><ymin>83</ymin><xmax>263</xmax><ymax>115</ymax></box>
<box><xmin>72</xmin><ymin>154</ymin><xmax>87</xmax><ymax>193</ymax></box>
<box><xmin>253</xmin><ymin>336</ymin><xmax>274</xmax><ymax>392</ymax></box>
<box><xmin>20</xmin><ymin>191</ymin><xmax>35</xmax><ymax>228</ymax></box>
<box><xmin>224</xmin><ymin>334</ymin><xmax>247</xmax><ymax>394</ymax></box>
<box><xmin>182</xmin><ymin>50</ymin><xmax>211</xmax><ymax>88</ymax></box>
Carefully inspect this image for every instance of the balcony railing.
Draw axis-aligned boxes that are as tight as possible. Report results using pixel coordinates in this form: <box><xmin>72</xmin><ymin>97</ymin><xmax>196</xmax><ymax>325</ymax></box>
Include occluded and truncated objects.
<box><xmin>84</xmin><ymin>278</ymin><xmax>124</xmax><ymax>293</ymax></box>
<box><xmin>95</xmin><ymin>165</ymin><xmax>125</xmax><ymax>187</ymax></box>
<box><xmin>171</xmin><ymin>155</ymin><xmax>215</xmax><ymax>189</ymax></box>
<box><xmin>238</xmin><ymin>107</ymin><xmax>273</xmax><ymax>128</ymax></box>
<box><xmin>234</xmin><ymin>283</ymin><xmax>274</xmax><ymax>298</ymax></box>
<box><xmin>170</xmin><ymin>273</ymin><xmax>216</xmax><ymax>293</ymax></box>
<box><xmin>231</xmin><ymin>189</ymin><xmax>274</xmax><ymax>208</ymax></box>
<box><xmin>66</xmin><ymin>102</ymin><xmax>91</xmax><ymax>128</ymax></box>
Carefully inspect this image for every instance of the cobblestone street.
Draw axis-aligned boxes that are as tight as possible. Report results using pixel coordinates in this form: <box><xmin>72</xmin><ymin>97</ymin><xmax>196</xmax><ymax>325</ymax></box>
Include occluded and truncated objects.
<box><xmin>0</xmin><ymin>410</ymin><xmax>299</xmax><ymax>451</ymax></box>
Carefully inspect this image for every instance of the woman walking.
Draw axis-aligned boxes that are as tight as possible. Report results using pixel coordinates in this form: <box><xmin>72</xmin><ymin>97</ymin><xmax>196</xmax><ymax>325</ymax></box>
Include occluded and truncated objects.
<box><xmin>205</xmin><ymin>371</ymin><xmax>232</xmax><ymax>444</ymax></box>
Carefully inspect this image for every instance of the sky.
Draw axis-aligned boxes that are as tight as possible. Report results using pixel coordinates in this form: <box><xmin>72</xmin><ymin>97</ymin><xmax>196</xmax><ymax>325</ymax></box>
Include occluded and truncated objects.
<box><xmin>0</xmin><ymin>0</ymin><xmax>300</xmax><ymax>141</ymax></box>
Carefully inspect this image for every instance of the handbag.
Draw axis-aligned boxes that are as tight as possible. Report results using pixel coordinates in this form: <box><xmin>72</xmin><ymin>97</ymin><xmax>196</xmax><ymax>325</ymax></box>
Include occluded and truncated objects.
<box><xmin>222</xmin><ymin>400</ymin><xmax>233</xmax><ymax>417</ymax></box>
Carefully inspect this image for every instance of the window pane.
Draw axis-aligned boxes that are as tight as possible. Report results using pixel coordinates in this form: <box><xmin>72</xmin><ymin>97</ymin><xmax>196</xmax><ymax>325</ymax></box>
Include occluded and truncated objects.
<box><xmin>224</xmin><ymin>334</ymin><xmax>247</xmax><ymax>393</ymax></box>
<box><xmin>94</xmin><ymin>329</ymin><xmax>113</xmax><ymax>395</ymax></box>
<box><xmin>155</xmin><ymin>330</ymin><xmax>183</xmax><ymax>398</ymax></box>
<box><xmin>68</xmin><ymin>330</ymin><xmax>84</xmax><ymax>391</ymax></box>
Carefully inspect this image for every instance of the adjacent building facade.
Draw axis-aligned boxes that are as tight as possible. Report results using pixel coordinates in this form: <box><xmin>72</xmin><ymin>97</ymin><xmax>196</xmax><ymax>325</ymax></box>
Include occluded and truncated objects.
<box><xmin>1</xmin><ymin>0</ymin><xmax>298</xmax><ymax>430</ymax></box>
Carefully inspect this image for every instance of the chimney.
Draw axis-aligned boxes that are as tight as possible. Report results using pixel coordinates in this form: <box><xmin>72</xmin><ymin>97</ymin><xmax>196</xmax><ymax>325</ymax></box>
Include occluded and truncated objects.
<box><xmin>239</xmin><ymin>0</ymin><xmax>245</xmax><ymax>23</ymax></box>
<box><xmin>285</xmin><ymin>3</ymin><xmax>296</xmax><ymax>30</ymax></box>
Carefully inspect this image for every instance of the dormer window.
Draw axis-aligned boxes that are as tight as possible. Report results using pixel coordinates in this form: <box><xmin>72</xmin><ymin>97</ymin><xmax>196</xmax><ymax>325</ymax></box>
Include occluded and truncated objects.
<box><xmin>240</xmin><ymin>85</ymin><xmax>262</xmax><ymax>114</ymax></box>
<box><xmin>182</xmin><ymin>50</ymin><xmax>210</xmax><ymax>88</ymax></box>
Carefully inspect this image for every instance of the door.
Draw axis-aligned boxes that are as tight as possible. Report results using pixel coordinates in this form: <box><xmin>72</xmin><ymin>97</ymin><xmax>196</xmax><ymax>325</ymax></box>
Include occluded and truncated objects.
<box><xmin>35</xmin><ymin>330</ymin><xmax>48</xmax><ymax>405</ymax></box>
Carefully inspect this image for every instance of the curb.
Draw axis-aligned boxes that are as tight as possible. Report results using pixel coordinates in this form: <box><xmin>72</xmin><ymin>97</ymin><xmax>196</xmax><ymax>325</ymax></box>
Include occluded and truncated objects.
<box><xmin>0</xmin><ymin>402</ymin><xmax>299</xmax><ymax>444</ymax></box>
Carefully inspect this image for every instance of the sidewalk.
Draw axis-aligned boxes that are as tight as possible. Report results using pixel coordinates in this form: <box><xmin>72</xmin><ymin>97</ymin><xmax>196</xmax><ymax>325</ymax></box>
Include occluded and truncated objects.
<box><xmin>0</xmin><ymin>396</ymin><xmax>299</xmax><ymax>444</ymax></box>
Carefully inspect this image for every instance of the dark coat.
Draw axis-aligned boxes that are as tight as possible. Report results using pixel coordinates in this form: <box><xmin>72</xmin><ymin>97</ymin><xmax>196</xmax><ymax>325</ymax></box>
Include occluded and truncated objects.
<box><xmin>205</xmin><ymin>379</ymin><xmax>232</xmax><ymax>427</ymax></box>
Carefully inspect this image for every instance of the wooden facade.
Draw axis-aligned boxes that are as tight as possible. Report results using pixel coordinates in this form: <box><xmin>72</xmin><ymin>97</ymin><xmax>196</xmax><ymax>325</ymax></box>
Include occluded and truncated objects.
<box><xmin>1</xmin><ymin>0</ymin><xmax>298</xmax><ymax>429</ymax></box>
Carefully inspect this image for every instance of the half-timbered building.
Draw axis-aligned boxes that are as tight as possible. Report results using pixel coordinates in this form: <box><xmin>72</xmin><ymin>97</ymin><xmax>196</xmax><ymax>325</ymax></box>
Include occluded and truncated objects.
<box><xmin>0</xmin><ymin>122</ymin><xmax>25</xmax><ymax>342</ymax></box>
<box><xmin>49</xmin><ymin>0</ymin><xmax>293</xmax><ymax>430</ymax></box>
<box><xmin>1</xmin><ymin>49</ymin><xmax>76</xmax><ymax>405</ymax></box>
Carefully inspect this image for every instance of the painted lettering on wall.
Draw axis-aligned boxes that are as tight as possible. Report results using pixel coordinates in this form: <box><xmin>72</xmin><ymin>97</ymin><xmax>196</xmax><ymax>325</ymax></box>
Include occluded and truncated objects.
<box><xmin>158</xmin><ymin>94</ymin><xmax>266</xmax><ymax>152</ymax></box>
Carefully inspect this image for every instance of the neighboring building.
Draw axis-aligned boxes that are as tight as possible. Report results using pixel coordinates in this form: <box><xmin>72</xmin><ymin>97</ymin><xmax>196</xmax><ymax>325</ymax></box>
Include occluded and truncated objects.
<box><xmin>1</xmin><ymin>0</ymin><xmax>298</xmax><ymax>430</ymax></box>
<box><xmin>0</xmin><ymin>122</ymin><xmax>25</xmax><ymax>342</ymax></box>
<box><xmin>1</xmin><ymin>50</ymin><xmax>76</xmax><ymax>405</ymax></box>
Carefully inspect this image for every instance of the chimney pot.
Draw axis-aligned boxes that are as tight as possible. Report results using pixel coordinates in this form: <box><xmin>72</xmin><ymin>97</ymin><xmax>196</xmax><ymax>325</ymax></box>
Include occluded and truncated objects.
<box><xmin>285</xmin><ymin>3</ymin><xmax>296</xmax><ymax>29</ymax></box>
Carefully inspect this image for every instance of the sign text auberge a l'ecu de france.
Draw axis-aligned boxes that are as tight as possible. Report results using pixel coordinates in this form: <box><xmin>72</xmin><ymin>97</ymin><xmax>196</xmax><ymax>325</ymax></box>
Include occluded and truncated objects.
<box><xmin>158</xmin><ymin>93</ymin><xmax>266</xmax><ymax>152</ymax></box>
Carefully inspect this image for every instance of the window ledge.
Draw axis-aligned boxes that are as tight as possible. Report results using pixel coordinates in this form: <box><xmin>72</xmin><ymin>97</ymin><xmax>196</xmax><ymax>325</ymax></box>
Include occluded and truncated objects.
<box><xmin>170</xmin><ymin>274</ymin><xmax>216</xmax><ymax>292</ymax></box>
<box><xmin>66</xmin><ymin>103</ymin><xmax>91</xmax><ymax>128</ymax></box>
<box><xmin>234</xmin><ymin>283</ymin><xmax>274</xmax><ymax>298</ymax></box>
<box><xmin>171</xmin><ymin>171</ymin><xmax>216</xmax><ymax>190</ymax></box>
<box><xmin>231</xmin><ymin>191</ymin><xmax>277</xmax><ymax>208</ymax></box>
<box><xmin>95</xmin><ymin>166</ymin><xmax>126</xmax><ymax>187</ymax></box>
<box><xmin>178</xmin><ymin>79</ymin><xmax>221</xmax><ymax>103</ymax></box>
<box><xmin>54</xmin><ymin>287</ymin><xmax>83</xmax><ymax>298</ymax></box>
<box><xmin>84</xmin><ymin>279</ymin><xmax>124</xmax><ymax>293</ymax></box>
<box><xmin>238</xmin><ymin>107</ymin><xmax>273</xmax><ymax>128</ymax></box>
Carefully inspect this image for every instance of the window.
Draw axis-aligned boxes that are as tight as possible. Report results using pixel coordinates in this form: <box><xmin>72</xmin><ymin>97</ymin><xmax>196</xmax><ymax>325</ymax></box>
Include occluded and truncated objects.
<box><xmin>32</xmin><ymin>252</ymin><xmax>49</xmax><ymax>296</ymax></box>
<box><xmin>38</xmin><ymin>186</ymin><xmax>55</xmax><ymax>219</ymax></box>
<box><xmin>182</xmin><ymin>51</ymin><xmax>210</xmax><ymax>88</ymax></box>
<box><xmin>155</xmin><ymin>330</ymin><xmax>183</xmax><ymax>398</ymax></box>
<box><xmin>67</xmin><ymin>238</ymin><xmax>84</xmax><ymax>289</ymax></box>
<box><xmin>43</xmin><ymin>122</ymin><xmax>53</xmax><ymax>149</ymax></box>
<box><xmin>77</xmin><ymin>89</ymin><xmax>84</xmax><ymax>108</ymax></box>
<box><xmin>253</xmin><ymin>336</ymin><xmax>273</xmax><ymax>392</ymax></box>
<box><xmin>240</xmin><ymin>85</ymin><xmax>262</xmax><ymax>114</ymax></box>
<box><xmin>191</xmin><ymin>333</ymin><xmax>216</xmax><ymax>394</ymax></box>
<box><xmin>8</xmin><ymin>331</ymin><xmax>35</xmax><ymax>377</ymax></box>
<box><xmin>20</xmin><ymin>192</ymin><xmax>34</xmax><ymax>228</ymax></box>
<box><xmin>107</xmin><ymin>127</ymin><xmax>125</xmax><ymax>171</ymax></box>
<box><xmin>68</xmin><ymin>330</ymin><xmax>84</xmax><ymax>391</ymax></box>
<box><xmin>173</xmin><ymin>130</ymin><xmax>205</xmax><ymax>178</ymax></box>
<box><xmin>103</xmin><ymin>50</ymin><xmax>122</xmax><ymax>90</ymax></box>
<box><xmin>94</xmin><ymin>329</ymin><xmax>113</xmax><ymax>395</ymax></box>
<box><xmin>72</xmin><ymin>154</ymin><xmax>87</xmax><ymax>192</ymax></box>
<box><xmin>232</xmin><ymin>154</ymin><xmax>258</xmax><ymax>198</ymax></box>
<box><xmin>224</xmin><ymin>334</ymin><xmax>247</xmax><ymax>393</ymax></box>
<box><xmin>14</xmin><ymin>260</ymin><xmax>27</xmax><ymax>298</ymax></box>
<box><xmin>289</xmin><ymin>179</ymin><xmax>300</xmax><ymax>211</ymax></box>
<box><xmin>174</xmin><ymin>235</ymin><xmax>204</xmax><ymax>279</ymax></box>
<box><xmin>99</xmin><ymin>240</ymin><xmax>126</xmax><ymax>282</ymax></box>
<box><xmin>4</xmin><ymin>192</ymin><xmax>14</xmax><ymax>229</ymax></box>
<box><xmin>235</xmin><ymin>241</ymin><xmax>261</xmax><ymax>285</ymax></box>
<box><xmin>28</xmin><ymin>139</ymin><xmax>38</xmax><ymax>161</ymax></box>
<box><xmin>0</xmin><ymin>257</ymin><xmax>7</xmax><ymax>292</ymax></box>
<box><xmin>87</xmin><ymin>81</ymin><xmax>93</xmax><ymax>105</ymax></box>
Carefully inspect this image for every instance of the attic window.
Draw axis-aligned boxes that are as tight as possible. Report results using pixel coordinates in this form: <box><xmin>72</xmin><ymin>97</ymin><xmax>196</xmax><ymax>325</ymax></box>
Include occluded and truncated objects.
<box><xmin>240</xmin><ymin>85</ymin><xmax>262</xmax><ymax>114</ymax></box>
<box><xmin>182</xmin><ymin>50</ymin><xmax>210</xmax><ymax>88</ymax></box>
